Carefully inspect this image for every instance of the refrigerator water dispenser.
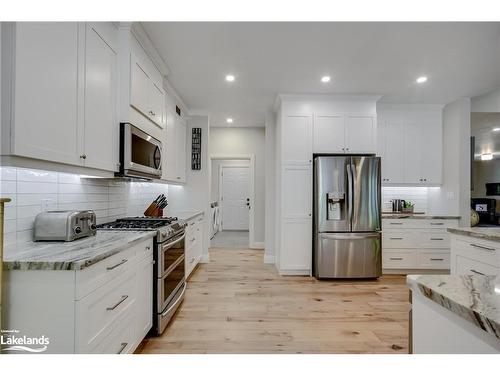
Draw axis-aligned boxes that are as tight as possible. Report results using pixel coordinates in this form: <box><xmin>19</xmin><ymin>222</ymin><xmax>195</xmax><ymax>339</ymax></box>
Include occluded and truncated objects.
<box><xmin>327</xmin><ymin>192</ymin><xmax>344</xmax><ymax>220</ymax></box>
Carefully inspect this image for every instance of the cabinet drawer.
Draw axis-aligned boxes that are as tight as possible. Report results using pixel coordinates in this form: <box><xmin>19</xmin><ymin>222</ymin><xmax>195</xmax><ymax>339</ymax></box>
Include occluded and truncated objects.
<box><xmin>75</xmin><ymin>267</ymin><xmax>137</xmax><ymax>352</ymax></box>
<box><xmin>418</xmin><ymin>231</ymin><xmax>450</xmax><ymax>248</ymax></box>
<box><xmin>75</xmin><ymin>240</ymin><xmax>149</xmax><ymax>299</ymax></box>
<box><xmin>417</xmin><ymin>250</ymin><xmax>450</xmax><ymax>269</ymax></box>
<box><xmin>455</xmin><ymin>255</ymin><xmax>499</xmax><ymax>276</ymax></box>
<box><xmin>89</xmin><ymin>307</ymin><xmax>136</xmax><ymax>354</ymax></box>
<box><xmin>453</xmin><ymin>238</ymin><xmax>499</xmax><ymax>267</ymax></box>
<box><xmin>382</xmin><ymin>250</ymin><xmax>417</xmax><ymax>269</ymax></box>
<box><xmin>382</xmin><ymin>232</ymin><xmax>414</xmax><ymax>248</ymax></box>
<box><xmin>382</xmin><ymin>219</ymin><xmax>458</xmax><ymax>229</ymax></box>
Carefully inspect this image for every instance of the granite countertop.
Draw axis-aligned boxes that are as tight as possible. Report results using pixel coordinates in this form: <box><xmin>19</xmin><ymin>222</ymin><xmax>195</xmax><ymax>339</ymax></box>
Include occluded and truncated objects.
<box><xmin>3</xmin><ymin>230</ymin><xmax>156</xmax><ymax>271</ymax></box>
<box><xmin>447</xmin><ymin>227</ymin><xmax>500</xmax><ymax>242</ymax></box>
<box><xmin>169</xmin><ymin>210</ymin><xmax>204</xmax><ymax>222</ymax></box>
<box><xmin>382</xmin><ymin>213</ymin><xmax>461</xmax><ymax>220</ymax></box>
<box><xmin>407</xmin><ymin>274</ymin><xmax>500</xmax><ymax>340</ymax></box>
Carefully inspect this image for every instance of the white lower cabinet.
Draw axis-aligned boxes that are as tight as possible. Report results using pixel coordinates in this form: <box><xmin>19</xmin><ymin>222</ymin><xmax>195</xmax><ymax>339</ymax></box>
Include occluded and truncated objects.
<box><xmin>450</xmin><ymin>235</ymin><xmax>500</xmax><ymax>276</ymax></box>
<box><xmin>279</xmin><ymin>217</ymin><xmax>312</xmax><ymax>274</ymax></box>
<box><xmin>382</xmin><ymin>218</ymin><xmax>458</xmax><ymax>272</ymax></box>
<box><xmin>185</xmin><ymin>214</ymin><xmax>204</xmax><ymax>278</ymax></box>
<box><xmin>4</xmin><ymin>237</ymin><xmax>154</xmax><ymax>353</ymax></box>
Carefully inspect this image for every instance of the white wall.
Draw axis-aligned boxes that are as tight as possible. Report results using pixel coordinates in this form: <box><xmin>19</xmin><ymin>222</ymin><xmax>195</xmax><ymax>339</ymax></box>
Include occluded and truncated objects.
<box><xmin>471</xmin><ymin>88</ymin><xmax>500</xmax><ymax>112</ymax></box>
<box><xmin>168</xmin><ymin>115</ymin><xmax>211</xmax><ymax>261</ymax></box>
<box><xmin>427</xmin><ymin>98</ymin><xmax>471</xmax><ymax>226</ymax></box>
<box><xmin>209</xmin><ymin>127</ymin><xmax>265</xmax><ymax>244</ymax></box>
<box><xmin>0</xmin><ymin>166</ymin><xmax>169</xmax><ymax>247</ymax></box>
<box><xmin>264</xmin><ymin>111</ymin><xmax>276</xmax><ymax>263</ymax></box>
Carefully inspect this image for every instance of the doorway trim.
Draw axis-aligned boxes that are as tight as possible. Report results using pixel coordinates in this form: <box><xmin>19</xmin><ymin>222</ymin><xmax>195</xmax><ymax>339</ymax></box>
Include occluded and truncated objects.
<box><xmin>210</xmin><ymin>154</ymin><xmax>260</xmax><ymax>249</ymax></box>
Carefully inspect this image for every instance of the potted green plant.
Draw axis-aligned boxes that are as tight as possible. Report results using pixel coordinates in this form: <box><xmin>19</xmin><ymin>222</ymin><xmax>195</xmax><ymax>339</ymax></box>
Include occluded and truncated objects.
<box><xmin>402</xmin><ymin>200</ymin><xmax>415</xmax><ymax>213</ymax></box>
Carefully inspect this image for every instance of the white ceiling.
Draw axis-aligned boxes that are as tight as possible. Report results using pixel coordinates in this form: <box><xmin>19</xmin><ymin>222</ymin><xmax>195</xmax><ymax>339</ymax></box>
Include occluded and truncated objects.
<box><xmin>142</xmin><ymin>22</ymin><xmax>500</xmax><ymax>128</ymax></box>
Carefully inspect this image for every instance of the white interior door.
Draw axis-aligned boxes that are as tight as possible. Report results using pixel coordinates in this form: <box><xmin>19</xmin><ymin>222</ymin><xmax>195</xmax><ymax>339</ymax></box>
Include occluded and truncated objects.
<box><xmin>221</xmin><ymin>166</ymin><xmax>250</xmax><ymax>230</ymax></box>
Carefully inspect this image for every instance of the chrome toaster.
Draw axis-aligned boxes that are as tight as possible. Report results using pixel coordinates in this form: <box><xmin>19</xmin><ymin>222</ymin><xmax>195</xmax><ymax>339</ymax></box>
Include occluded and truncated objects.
<box><xmin>33</xmin><ymin>210</ymin><xmax>97</xmax><ymax>241</ymax></box>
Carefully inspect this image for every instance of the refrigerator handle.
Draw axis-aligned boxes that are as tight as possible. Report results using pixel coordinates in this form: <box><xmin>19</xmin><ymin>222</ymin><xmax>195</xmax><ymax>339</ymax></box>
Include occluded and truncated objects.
<box><xmin>346</xmin><ymin>163</ymin><xmax>353</xmax><ymax>226</ymax></box>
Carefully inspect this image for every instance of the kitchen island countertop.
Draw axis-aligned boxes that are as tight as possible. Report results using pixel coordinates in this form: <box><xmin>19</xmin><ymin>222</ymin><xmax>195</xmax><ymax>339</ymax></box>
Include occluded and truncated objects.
<box><xmin>447</xmin><ymin>227</ymin><xmax>500</xmax><ymax>242</ymax></box>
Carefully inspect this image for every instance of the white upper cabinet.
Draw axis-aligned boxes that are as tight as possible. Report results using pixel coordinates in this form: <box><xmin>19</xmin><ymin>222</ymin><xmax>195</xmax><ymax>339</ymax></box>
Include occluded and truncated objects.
<box><xmin>345</xmin><ymin>115</ymin><xmax>376</xmax><ymax>153</ymax></box>
<box><xmin>83</xmin><ymin>23</ymin><xmax>119</xmax><ymax>172</ymax></box>
<box><xmin>313</xmin><ymin>115</ymin><xmax>345</xmax><ymax>153</ymax></box>
<box><xmin>377</xmin><ymin>104</ymin><xmax>443</xmax><ymax>185</ymax></box>
<box><xmin>2</xmin><ymin>22</ymin><xmax>119</xmax><ymax>173</ymax></box>
<box><xmin>129</xmin><ymin>53</ymin><xmax>166</xmax><ymax>129</ymax></box>
<box><xmin>282</xmin><ymin>115</ymin><xmax>313</xmax><ymax>163</ymax></box>
<box><xmin>312</xmin><ymin>113</ymin><xmax>376</xmax><ymax>154</ymax></box>
<box><xmin>379</xmin><ymin>120</ymin><xmax>405</xmax><ymax>183</ymax></box>
<box><xmin>162</xmin><ymin>111</ymin><xmax>187</xmax><ymax>183</ymax></box>
<box><xmin>10</xmin><ymin>23</ymin><xmax>81</xmax><ymax>165</ymax></box>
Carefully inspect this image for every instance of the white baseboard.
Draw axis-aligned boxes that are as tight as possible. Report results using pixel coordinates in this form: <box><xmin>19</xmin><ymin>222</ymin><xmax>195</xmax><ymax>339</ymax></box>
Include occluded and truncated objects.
<box><xmin>278</xmin><ymin>269</ymin><xmax>311</xmax><ymax>276</ymax></box>
<box><xmin>263</xmin><ymin>255</ymin><xmax>275</xmax><ymax>264</ymax></box>
<box><xmin>250</xmin><ymin>241</ymin><xmax>265</xmax><ymax>249</ymax></box>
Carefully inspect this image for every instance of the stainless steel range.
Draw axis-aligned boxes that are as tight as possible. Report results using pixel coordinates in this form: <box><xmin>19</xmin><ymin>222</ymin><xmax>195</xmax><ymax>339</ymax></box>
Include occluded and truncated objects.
<box><xmin>97</xmin><ymin>217</ymin><xmax>187</xmax><ymax>335</ymax></box>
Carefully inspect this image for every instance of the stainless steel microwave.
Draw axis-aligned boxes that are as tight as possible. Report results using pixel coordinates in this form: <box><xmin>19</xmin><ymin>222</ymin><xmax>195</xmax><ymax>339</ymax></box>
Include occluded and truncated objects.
<box><xmin>119</xmin><ymin>122</ymin><xmax>162</xmax><ymax>179</ymax></box>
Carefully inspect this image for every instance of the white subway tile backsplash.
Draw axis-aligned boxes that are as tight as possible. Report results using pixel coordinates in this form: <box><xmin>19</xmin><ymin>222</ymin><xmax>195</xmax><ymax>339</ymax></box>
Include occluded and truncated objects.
<box><xmin>1</xmin><ymin>167</ymin><xmax>169</xmax><ymax>243</ymax></box>
<box><xmin>382</xmin><ymin>186</ymin><xmax>429</xmax><ymax>213</ymax></box>
<box><xmin>17</xmin><ymin>181</ymin><xmax>58</xmax><ymax>194</ymax></box>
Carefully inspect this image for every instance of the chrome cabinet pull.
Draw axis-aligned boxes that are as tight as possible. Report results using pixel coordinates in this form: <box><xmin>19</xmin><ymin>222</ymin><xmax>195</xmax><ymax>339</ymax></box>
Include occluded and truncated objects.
<box><xmin>470</xmin><ymin>269</ymin><xmax>485</xmax><ymax>276</ymax></box>
<box><xmin>430</xmin><ymin>238</ymin><xmax>444</xmax><ymax>241</ymax></box>
<box><xmin>390</xmin><ymin>222</ymin><xmax>403</xmax><ymax>225</ymax></box>
<box><xmin>430</xmin><ymin>258</ymin><xmax>444</xmax><ymax>261</ymax></box>
<box><xmin>470</xmin><ymin>243</ymin><xmax>495</xmax><ymax>252</ymax></box>
<box><xmin>117</xmin><ymin>342</ymin><xmax>128</xmax><ymax>354</ymax></box>
<box><xmin>190</xmin><ymin>258</ymin><xmax>195</xmax><ymax>263</ymax></box>
<box><xmin>389</xmin><ymin>237</ymin><xmax>403</xmax><ymax>240</ymax></box>
<box><xmin>390</xmin><ymin>257</ymin><xmax>403</xmax><ymax>260</ymax></box>
<box><xmin>106</xmin><ymin>295</ymin><xmax>128</xmax><ymax>311</ymax></box>
<box><xmin>106</xmin><ymin>259</ymin><xmax>128</xmax><ymax>270</ymax></box>
<box><xmin>430</xmin><ymin>223</ymin><xmax>444</xmax><ymax>226</ymax></box>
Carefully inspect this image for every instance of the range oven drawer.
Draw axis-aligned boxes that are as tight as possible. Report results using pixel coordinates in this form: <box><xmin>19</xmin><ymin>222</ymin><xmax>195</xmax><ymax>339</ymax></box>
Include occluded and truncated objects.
<box><xmin>158</xmin><ymin>231</ymin><xmax>186</xmax><ymax>277</ymax></box>
<box><xmin>157</xmin><ymin>256</ymin><xmax>185</xmax><ymax>312</ymax></box>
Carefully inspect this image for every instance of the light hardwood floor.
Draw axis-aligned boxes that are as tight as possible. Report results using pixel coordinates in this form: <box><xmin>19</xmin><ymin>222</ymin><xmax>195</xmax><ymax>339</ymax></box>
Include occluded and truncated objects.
<box><xmin>139</xmin><ymin>248</ymin><xmax>411</xmax><ymax>354</ymax></box>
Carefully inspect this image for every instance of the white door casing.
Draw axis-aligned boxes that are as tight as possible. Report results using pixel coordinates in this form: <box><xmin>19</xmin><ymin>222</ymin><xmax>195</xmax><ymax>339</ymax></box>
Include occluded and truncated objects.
<box><xmin>220</xmin><ymin>166</ymin><xmax>250</xmax><ymax>230</ymax></box>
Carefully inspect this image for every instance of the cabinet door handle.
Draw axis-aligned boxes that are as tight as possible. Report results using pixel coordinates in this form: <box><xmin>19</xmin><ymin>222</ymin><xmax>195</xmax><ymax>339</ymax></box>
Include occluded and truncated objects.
<box><xmin>117</xmin><ymin>343</ymin><xmax>128</xmax><ymax>354</ymax></box>
<box><xmin>190</xmin><ymin>258</ymin><xmax>195</xmax><ymax>264</ymax></box>
<box><xmin>390</xmin><ymin>222</ymin><xmax>403</xmax><ymax>225</ymax></box>
<box><xmin>430</xmin><ymin>223</ymin><xmax>444</xmax><ymax>226</ymax></box>
<box><xmin>430</xmin><ymin>238</ymin><xmax>444</xmax><ymax>241</ymax></box>
<box><xmin>389</xmin><ymin>257</ymin><xmax>403</xmax><ymax>260</ymax></box>
<box><xmin>470</xmin><ymin>269</ymin><xmax>485</xmax><ymax>276</ymax></box>
<box><xmin>470</xmin><ymin>243</ymin><xmax>495</xmax><ymax>252</ymax></box>
<box><xmin>389</xmin><ymin>237</ymin><xmax>403</xmax><ymax>240</ymax></box>
<box><xmin>80</xmin><ymin>154</ymin><xmax>87</xmax><ymax>159</ymax></box>
<box><xmin>106</xmin><ymin>295</ymin><xmax>128</xmax><ymax>311</ymax></box>
<box><xmin>430</xmin><ymin>258</ymin><xmax>444</xmax><ymax>261</ymax></box>
<box><xmin>106</xmin><ymin>259</ymin><xmax>128</xmax><ymax>270</ymax></box>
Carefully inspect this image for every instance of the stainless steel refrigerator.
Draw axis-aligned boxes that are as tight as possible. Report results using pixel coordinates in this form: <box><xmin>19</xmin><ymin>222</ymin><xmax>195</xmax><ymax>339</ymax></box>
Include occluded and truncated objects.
<box><xmin>313</xmin><ymin>156</ymin><xmax>381</xmax><ymax>279</ymax></box>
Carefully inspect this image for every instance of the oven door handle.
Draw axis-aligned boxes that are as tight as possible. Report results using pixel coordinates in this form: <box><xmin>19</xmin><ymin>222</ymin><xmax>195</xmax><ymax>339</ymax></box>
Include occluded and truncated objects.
<box><xmin>162</xmin><ymin>232</ymin><xmax>186</xmax><ymax>249</ymax></box>
<box><xmin>162</xmin><ymin>282</ymin><xmax>187</xmax><ymax>317</ymax></box>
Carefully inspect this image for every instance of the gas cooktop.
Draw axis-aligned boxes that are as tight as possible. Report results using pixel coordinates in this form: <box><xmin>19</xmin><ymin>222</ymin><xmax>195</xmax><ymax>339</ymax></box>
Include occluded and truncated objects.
<box><xmin>97</xmin><ymin>216</ymin><xmax>179</xmax><ymax>230</ymax></box>
<box><xmin>97</xmin><ymin>216</ymin><xmax>184</xmax><ymax>242</ymax></box>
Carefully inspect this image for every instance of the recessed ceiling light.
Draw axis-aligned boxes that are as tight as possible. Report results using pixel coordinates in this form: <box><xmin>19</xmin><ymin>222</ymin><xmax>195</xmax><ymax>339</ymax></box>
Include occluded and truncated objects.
<box><xmin>225</xmin><ymin>75</ymin><xmax>235</xmax><ymax>82</ymax></box>
<box><xmin>416</xmin><ymin>76</ymin><xmax>428</xmax><ymax>84</ymax></box>
<box><xmin>226</xmin><ymin>118</ymin><xmax>233</xmax><ymax>124</ymax></box>
<box><xmin>321</xmin><ymin>76</ymin><xmax>331</xmax><ymax>83</ymax></box>
<box><xmin>493</xmin><ymin>127</ymin><xmax>500</xmax><ymax>132</ymax></box>
<box><xmin>481</xmin><ymin>153</ymin><xmax>493</xmax><ymax>161</ymax></box>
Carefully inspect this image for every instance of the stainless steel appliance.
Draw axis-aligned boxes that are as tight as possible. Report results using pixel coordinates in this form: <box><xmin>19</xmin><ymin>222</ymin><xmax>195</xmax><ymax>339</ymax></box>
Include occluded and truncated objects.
<box><xmin>313</xmin><ymin>156</ymin><xmax>381</xmax><ymax>279</ymax></box>
<box><xmin>119</xmin><ymin>123</ymin><xmax>162</xmax><ymax>179</ymax></box>
<box><xmin>97</xmin><ymin>216</ymin><xmax>187</xmax><ymax>335</ymax></box>
<box><xmin>33</xmin><ymin>210</ymin><xmax>96</xmax><ymax>241</ymax></box>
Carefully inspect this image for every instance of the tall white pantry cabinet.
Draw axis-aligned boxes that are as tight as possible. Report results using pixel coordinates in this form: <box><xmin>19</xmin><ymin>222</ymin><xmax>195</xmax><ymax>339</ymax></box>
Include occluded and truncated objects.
<box><xmin>274</xmin><ymin>96</ymin><xmax>380</xmax><ymax>275</ymax></box>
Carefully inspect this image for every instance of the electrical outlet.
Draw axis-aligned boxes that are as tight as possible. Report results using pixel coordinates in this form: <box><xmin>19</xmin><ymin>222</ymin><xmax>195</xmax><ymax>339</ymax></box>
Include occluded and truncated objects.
<box><xmin>41</xmin><ymin>198</ymin><xmax>56</xmax><ymax>212</ymax></box>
